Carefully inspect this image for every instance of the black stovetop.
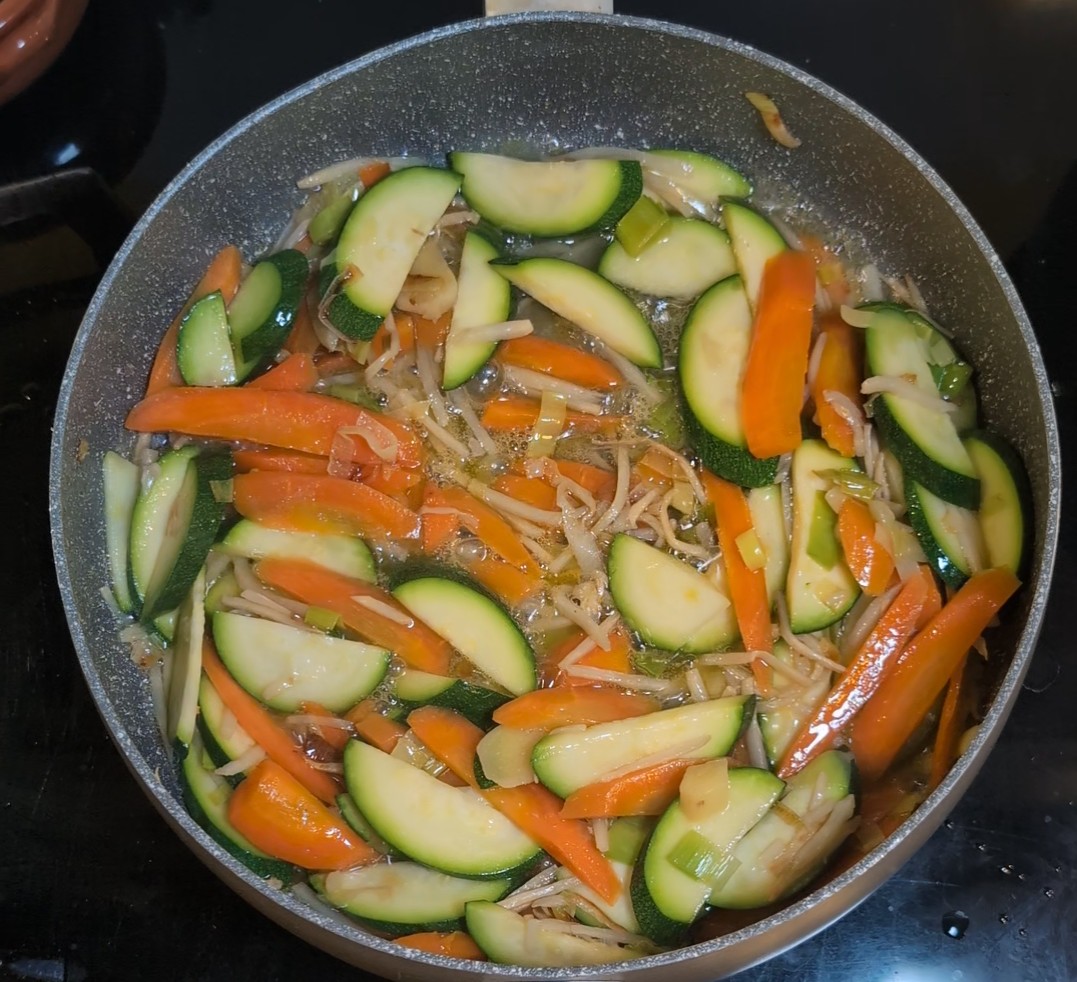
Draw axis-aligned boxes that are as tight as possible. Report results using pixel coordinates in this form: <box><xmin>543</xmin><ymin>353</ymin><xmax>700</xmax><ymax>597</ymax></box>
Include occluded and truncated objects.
<box><xmin>2</xmin><ymin>1</ymin><xmax>1074</xmax><ymax>979</ymax></box>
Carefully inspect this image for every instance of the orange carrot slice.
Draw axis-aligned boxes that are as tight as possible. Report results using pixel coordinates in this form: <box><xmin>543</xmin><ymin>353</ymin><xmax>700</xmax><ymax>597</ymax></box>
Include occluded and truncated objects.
<box><xmin>283</xmin><ymin>296</ymin><xmax>319</xmax><ymax>355</ymax></box>
<box><xmin>255</xmin><ymin>559</ymin><xmax>452</xmax><ymax>675</ymax></box>
<box><xmin>233</xmin><ymin>448</ymin><xmax>330</xmax><ymax>475</ymax></box>
<box><xmin>929</xmin><ymin>652</ymin><xmax>969</xmax><ymax>791</ymax></box>
<box><xmin>246</xmin><ymin>352</ymin><xmax>318</xmax><ymax>392</ymax></box>
<box><xmin>837</xmin><ymin>498</ymin><xmax>895</xmax><ymax>597</ymax></box>
<box><xmin>740</xmin><ymin>250</ymin><xmax>817</xmax><ymax>458</ymax></box>
<box><xmin>851</xmin><ymin>567</ymin><xmax>1020</xmax><ymax>781</ymax></box>
<box><xmin>395</xmin><ymin>932</ymin><xmax>486</xmax><ymax>960</ymax></box>
<box><xmin>359</xmin><ymin>160</ymin><xmax>392</xmax><ymax>187</ymax></box>
<box><xmin>201</xmin><ymin>640</ymin><xmax>340</xmax><ymax>803</ymax></box>
<box><xmin>481</xmin><ymin>395</ymin><xmax>622</xmax><ymax>434</ymax></box>
<box><xmin>147</xmin><ymin>245</ymin><xmax>243</xmax><ymax>395</ymax></box>
<box><xmin>493</xmin><ymin>686</ymin><xmax>658</xmax><ymax>731</ymax></box>
<box><xmin>498</xmin><ymin>336</ymin><xmax>622</xmax><ymax>390</ymax></box>
<box><xmin>424</xmin><ymin>485</ymin><xmax>538</xmax><ymax>575</ymax></box>
<box><xmin>297</xmin><ymin>700</ymin><xmax>352</xmax><ymax>752</ymax></box>
<box><xmin>560</xmin><ymin>757</ymin><xmax>695</xmax><ymax>819</ymax></box>
<box><xmin>227</xmin><ymin>758</ymin><xmax>377</xmax><ymax>870</ymax></box>
<box><xmin>810</xmin><ymin>314</ymin><xmax>863</xmax><ymax>458</ymax></box>
<box><xmin>509</xmin><ymin>458</ymin><xmax>617</xmax><ymax>501</ymax></box>
<box><xmin>420</xmin><ymin>482</ymin><xmax>461</xmax><ymax>554</ymax></box>
<box><xmin>461</xmin><ymin>554</ymin><xmax>543</xmax><ymax>606</ymax></box>
<box><xmin>482</xmin><ymin>784</ymin><xmax>621</xmax><ymax>903</ymax></box>
<box><xmin>491</xmin><ymin>473</ymin><xmax>558</xmax><ymax>511</ymax></box>
<box><xmin>541</xmin><ymin>627</ymin><xmax>633</xmax><ymax>687</ymax></box>
<box><xmin>406</xmin><ymin>706</ymin><xmax>485</xmax><ymax>789</ymax></box>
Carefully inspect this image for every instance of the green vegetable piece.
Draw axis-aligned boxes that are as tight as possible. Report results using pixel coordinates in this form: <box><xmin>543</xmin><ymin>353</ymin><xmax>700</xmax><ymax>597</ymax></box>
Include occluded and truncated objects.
<box><xmin>615</xmin><ymin>195</ymin><xmax>671</xmax><ymax>257</ymax></box>
<box><xmin>309</xmin><ymin>193</ymin><xmax>355</xmax><ymax>247</ymax></box>
<box><xmin>805</xmin><ymin>494</ymin><xmax>841</xmax><ymax>570</ymax></box>
<box><xmin>666</xmin><ymin>828</ymin><xmax>741</xmax><ymax>889</ymax></box>
<box><xmin>936</xmin><ymin>361</ymin><xmax>973</xmax><ymax>399</ymax></box>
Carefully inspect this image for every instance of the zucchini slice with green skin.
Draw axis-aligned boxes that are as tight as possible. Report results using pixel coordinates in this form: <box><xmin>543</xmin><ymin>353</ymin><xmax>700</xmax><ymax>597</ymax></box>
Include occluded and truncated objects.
<box><xmin>228</xmin><ymin>249</ymin><xmax>309</xmax><ymax>380</ymax></box>
<box><xmin>645</xmin><ymin>148</ymin><xmax>752</xmax><ymax>203</ymax></box>
<box><xmin>177</xmin><ymin>292</ymin><xmax>237</xmax><ymax>386</ymax></box>
<box><xmin>786</xmin><ymin>440</ymin><xmax>861</xmax><ymax>633</ymax></box>
<box><xmin>679</xmin><ymin>274</ymin><xmax>779</xmax><ymax>487</ymax></box>
<box><xmin>747</xmin><ymin>484</ymin><xmax>790</xmax><ymax>607</ymax></box>
<box><xmin>443</xmin><ymin>231</ymin><xmax>512</xmax><ymax>389</ymax></box>
<box><xmin>102</xmin><ymin>450</ymin><xmax>140</xmax><ymax>614</ymax></box>
<box><xmin>323</xmin><ymin>166</ymin><xmax>462</xmax><ymax>340</ymax></box>
<box><xmin>180</xmin><ymin>730</ymin><xmax>296</xmax><ymax>882</ymax></box>
<box><xmin>343</xmin><ymin>741</ymin><xmax>542</xmax><ymax>878</ymax></box>
<box><xmin>965</xmin><ymin>430</ymin><xmax>1030</xmax><ymax>576</ymax></box>
<box><xmin>863</xmin><ymin>305</ymin><xmax>979</xmax><ymax>508</ymax></box>
<box><xmin>531</xmin><ymin>696</ymin><xmax>753</xmax><ymax>799</ymax></box>
<box><xmin>211</xmin><ymin>611</ymin><xmax>389</xmax><ymax>713</ymax></box>
<box><xmin>313</xmin><ymin>863</ymin><xmax>510</xmax><ymax>937</ymax></box>
<box><xmin>196</xmin><ymin>672</ymin><xmax>255</xmax><ymax>781</ymax></box>
<box><xmin>129</xmin><ymin>448</ymin><xmax>230</xmax><ymax>619</ymax></box>
<box><xmin>494</xmin><ymin>258</ymin><xmax>662</xmax><ymax>368</ymax></box>
<box><xmin>608</xmin><ymin>533</ymin><xmax>738</xmax><ymax>653</ymax></box>
<box><xmin>631</xmin><ymin>767</ymin><xmax>785</xmax><ymax>944</ymax></box>
<box><xmin>218</xmin><ymin>519</ymin><xmax>375</xmax><ymax>582</ymax></box>
<box><xmin>335</xmin><ymin>792</ymin><xmax>397</xmax><ymax>856</ymax></box>
<box><xmin>599</xmin><ymin>218</ymin><xmax>736</xmax><ymax>300</ymax></box>
<box><xmin>905</xmin><ymin>481</ymin><xmax>978</xmax><ymax>590</ymax></box>
<box><xmin>757</xmin><ymin>641</ymin><xmax>831</xmax><ymax>768</ymax></box>
<box><xmin>709</xmin><ymin>751</ymin><xmax>856</xmax><ymax>909</ymax></box>
<box><xmin>465</xmin><ymin>900</ymin><xmax>633</xmax><ymax>966</ymax></box>
<box><xmin>389</xmin><ymin>669</ymin><xmax>509</xmax><ymax>727</ymax></box>
<box><xmin>721</xmin><ymin>201</ymin><xmax>788</xmax><ymax>312</ymax></box>
<box><xmin>392</xmin><ymin>576</ymin><xmax>537</xmax><ymax>696</ymax></box>
<box><xmin>449</xmin><ymin>152</ymin><xmax>642</xmax><ymax>237</ymax></box>
<box><xmin>167</xmin><ymin>567</ymin><xmax>206</xmax><ymax>751</ymax></box>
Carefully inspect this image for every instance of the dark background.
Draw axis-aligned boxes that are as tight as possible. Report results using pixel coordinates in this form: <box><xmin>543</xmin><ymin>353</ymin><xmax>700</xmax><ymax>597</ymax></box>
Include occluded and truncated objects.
<box><xmin>1</xmin><ymin>0</ymin><xmax>1074</xmax><ymax>980</ymax></box>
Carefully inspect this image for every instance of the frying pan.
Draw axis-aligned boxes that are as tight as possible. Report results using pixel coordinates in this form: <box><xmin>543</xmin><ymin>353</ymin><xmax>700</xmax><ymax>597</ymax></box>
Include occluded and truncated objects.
<box><xmin>48</xmin><ymin>10</ymin><xmax>1060</xmax><ymax>980</ymax></box>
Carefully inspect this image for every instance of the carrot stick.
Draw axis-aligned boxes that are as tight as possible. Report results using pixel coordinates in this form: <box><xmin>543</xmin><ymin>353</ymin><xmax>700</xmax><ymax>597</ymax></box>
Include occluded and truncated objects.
<box><xmin>461</xmin><ymin>554</ymin><xmax>543</xmax><ymax>606</ymax></box>
<box><xmin>424</xmin><ymin>485</ymin><xmax>538</xmax><ymax>575</ymax></box>
<box><xmin>493</xmin><ymin>686</ymin><xmax>659</xmax><ymax>732</ymax></box>
<box><xmin>491</xmin><ymin>474</ymin><xmax>558</xmax><ymax>511</ymax></box>
<box><xmin>800</xmin><ymin>234</ymin><xmax>852</xmax><ymax>308</ymax></box>
<box><xmin>359</xmin><ymin>160</ymin><xmax>392</xmax><ymax>187</ymax></box>
<box><xmin>915</xmin><ymin>564</ymin><xmax>943</xmax><ymax>628</ymax></box>
<box><xmin>481</xmin><ymin>395</ymin><xmax>623</xmax><ymax>434</ymax></box>
<box><xmin>358</xmin><ymin>463</ymin><xmax>426</xmax><ymax>509</ymax></box>
<box><xmin>297</xmin><ymin>701</ymin><xmax>352</xmax><ymax>752</ymax></box>
<box><xmin>560</xmin><ymin>757</ymin><xmax>695</xmax><ymax>819</ymax></box>
<box><xmin>740</xmin><ymin>250</ymin><xmax>817</xmax><ymax>459</ymax></box>
<box><xmin>510</xmin><ymin>458</ymin><xmax>617</xmax><ymax>501</ymax></box>
<box><xmin>233</xmin><ymin>448</ymin><xmax>330</xmax><ymax>475</ymax></box>
<box><xmin>255</xmin><ymin>559</ymin><xmax>453</xmax><ymax>675</ymax></box>
<box><xmin>837</xmin><ymin>498</ymin><xmax>895</xmax><ymax>597</ymax></box>
<box><xmin>419</xmin><ymin>482</ymin><xmax>460</xmax><ymax>554</ymax></box>
<box><xmin>125</xmin><ymin>387</ymin><xmax>423</xmax><ymax>469</ymax></box>
<box><xmin>541</xmin><ymin>627</ymin><xmax>633</xmax><ymax>687</ymax></box>
<box><xmin>147</xmin><ymin>245</ymin><xmax>243</xmax><ymax>395</ymax></box>
<box><xmin>406</xmin><ymin>706</ymin><xmax>486</xmax><ymax>789</ymax></box>
<box><xmin>414</xmin><ymin>312</ymin><xmax>451</xmax><ymax>351</ymax></box>
<box><xmin>395</xmin><ymin>932</ymin><xmax>485</xmax><ymax>960</ymax></box>
<box><xmin>246</xmin><ymin>353</ymin><xmax>319</xmax><ymax>392</ymax></box>
<box><xmin>226</xmin><ymin>758</ymin><xmax>377</xmax><ymax>870</ymax></box>
<box><xmin>928</xmin><ymin>652</ymin><xmax>969</xmax><ymax>791</ymax></box>
<box><xmin>810</xmin><ymin>314</ymin><xmax>863</xmax><ymax>459</ymax></box>
<box><xmin>779</xmin><ymin>570</ymin><xmax>929</xmax><ymax>778</ymax></box>
<box><xmin>701</xmin><ymin>470</ymin><xmax>772</xmax><ymax>653</ymax></box>
<box><xmin>498</xmin><ymin>336</ymin><xmax>622</xmax><ymax>390</ymax></box>
<box><xmin>283</xmin><ymin>298</ymin><xmax>320</xmax><ymax>355</ymax></box>
<box><xmin>355</xmin><ymin>713</ymin><xmax>407</xmax><ymax>753</ymax></box>
<box><xmin>482</xmin><ymin>784</ymin><xmax>621</xmax><ymax>903</ymax></box>
<box><xmin>370</xmin><ymin>311</ymin><xmax>416</xmax><ymax>363</ymax></box>
<box><xmin>201</xmin><ymin>640</ymin><xmax>340</xmax><ymax>803</ymax></box>
<box><xmin>233</xmin><ymin>471</ymin><xmax>421</xmax><ymax>541</ymax></box>
<box><xmin>851</xmin><ymin>567</ymin><xmax>1021</xmax><ymax>781</ymax></box>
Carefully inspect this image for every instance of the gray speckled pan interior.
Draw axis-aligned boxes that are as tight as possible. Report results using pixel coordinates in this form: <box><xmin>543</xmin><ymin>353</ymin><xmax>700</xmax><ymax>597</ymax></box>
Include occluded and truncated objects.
<box><xmin>49</xmin><ymin>13</ymin><xmax>1060</xmax><ymax>981</ymax></box>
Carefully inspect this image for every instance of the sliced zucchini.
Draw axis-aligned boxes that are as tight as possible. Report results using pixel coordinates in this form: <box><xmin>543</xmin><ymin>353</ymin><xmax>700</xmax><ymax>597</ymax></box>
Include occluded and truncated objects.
<box><xmin>449</xmin><ymin>152</ymin><xmax>642</xmax><ymax>237</ymax></box>
<box><xmin>390</xmin><ymin>669</ymin><xmax>509</xmax><ymax>727</ymax></box>
<box><xmin>323</xmin><ymin>166</ymin><xmax>462</xmax><ymax>340</ymax></box>
<box><xmin>166</xmin><ymin>567</ymin><xmax>206</xmax><ymax>751</ymax></box>
<box><xmin>757</xmin><ymin>641</ymin><xmax>831</xmax><ymax>768</ymax></box>
<box><xmin>343</xmin><ymin>741</ymin><xmax>542</xmax><ymax>878</ymax></box>
<box><xmin>443</xmin><ymin>231</ymin><xmax>512</xmax><ymax>389</ymax></box>
<box><xmin>786</xmin><ymin>441</ymin><xmax>861</xmax><ymax>633</ymax></box>
<box><xmin>632</xmin><ymin>767</ymin><xmax>784</xmax><ymax>943</ymax></box>
<box><xmin>219</xmin><ymin>519</ymin><xmax>375</xmax><ymax>581</ymax></box>
<box><xmin>679</xmin><ymin>274</ymin><xmax>779</xmax><ymax>487</ymax></box>
<box><xmin>721</xmin><ymin>201</ymin><xmax>787</xmax><ymax>312</ymax></box>
<box><xmin>710</xmin><ymin>751</ymin><xmax>856</xmax><ymax>909</ymax></box>
<box><xmin>965</xmin><ymin>430</ymin><xmax>1030</xmax><ymax>576</ymax></box>
<box><xmin>129</xmin><ymin>448</ymin><xmax>230</xmax><ymax>619</ymax></box>
<box><xmin>211</xmin><ymin>611</ymin><xmax>389</xmax><ymax>713</ymax></box>
<box><xmin>562</xmin><ymin>859</ymin><xmax>640</xmax><ymax>933</ymax></box>
<box><xmin>605</xmin><ymin>816</ymin><xmax>652</xmax><ymax>865</ymax></box>
<box><xmin>177</xmin><ymin>292</ymin><xmax>237</xmax><ymax>386</ymax></box>
<box><xmin>314</xmin><ymin>862</ymin><xmax>510</xmax><ymax>937</ymax></box>
<box><xmin>179</xmin><ymin>730</ymin><xmax>295</xmax><ymax>882</ymax></box>
<box><xmin>228</xmin><ymin>249</ymin><xmax>309</xmax><ymax>379</ymax></box>
<box><xmin>864</xmin><ymin>305</ymin><xmax>979</xmax><ymax>508</ymax></box>
<box><xmin>475</xmin><ymin>725</ymin><xmax>544</xmax><ymax>789</ymax></box>
<box><xmin>196</xmin><ymin>672</ymin><xmax>255</xmax><ymax>779</ymax></box>
<box><xmin>465</xmin><ymin>900</ymin><xmax>632</xmax><ymax>967</ymax></box>
<box><xmin>645</xmin><ymin>149</ymin><xmax>752</xmax><ymax>204</ymax></box>
<box><xmin>905</xmin><ymin>481</ymin><xmax>979</xmax><ymax>589</ymax></box>
<box><xmin>747</xmin><ymin>484</ymin><xmax>790</xmax><ymax>607</ymax></box>
<box><xmin>906</xmin><ymin>308</ymin><xmax>979</xmax><ymax>433</ymax></box>
<box><xmin>494</xmin><ymin>258</ymin><xmax>662</xmax><ymax>368</ymax></box>
<box><xmin>531</xmin><ymin>696</ymin><xmax>753</xmax><ymax>799</ymax></box>
<box><xmin>607</xmin><ymin>533</ymin><xmax>737</xmax><ymax>653</ymax></box>
<box><xmin>599</xmin><ymin>218</ymin><xmax>736</xmax><ymax>300</ymax></box>
<box><xmin>102</xmin><ymin>451</ymin><xmax>140</xmax><ymax>614</ymax></box>
<box><xmin>392</xmin><ymin>576</ymin><xmax>536</xmax><ymax>696</ymax></box>
<box><xmin>335</xmin><ymin>792</ymin><xmax>397</xmax><ymax>856</ymax></box>
<box><xmin>203</xmin><ymin>568</ymin><xmax>238</xmax><ymax>615</ymax></box>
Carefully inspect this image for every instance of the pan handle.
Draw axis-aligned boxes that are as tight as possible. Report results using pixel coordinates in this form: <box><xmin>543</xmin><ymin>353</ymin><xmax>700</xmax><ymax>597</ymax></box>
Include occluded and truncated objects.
<box><xmin>485</xmin><ymin>0</ymin><xmax>613</xmax><ymax>15</ymax></box>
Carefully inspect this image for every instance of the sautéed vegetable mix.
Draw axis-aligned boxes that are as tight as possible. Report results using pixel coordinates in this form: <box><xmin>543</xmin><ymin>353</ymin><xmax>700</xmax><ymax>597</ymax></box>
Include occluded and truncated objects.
<box><xmin>103</xmin><ymin>148</ymin><xmax>1029</xmax><ymax>966</ymax></box>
